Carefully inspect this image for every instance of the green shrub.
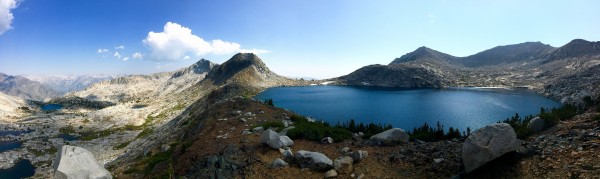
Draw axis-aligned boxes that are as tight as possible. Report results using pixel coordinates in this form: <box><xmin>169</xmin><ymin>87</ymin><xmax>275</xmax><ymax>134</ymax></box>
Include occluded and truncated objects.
<box><xmin>113</xmin><ymin>141</ymin><xmax>131</xmax><ymax>150</ymax></box>
<box><xmin>408</xmin><ymin>121</ymin><xmax>464</xmax><ymax>142</ymax></box>
<box><xmin>286</xmin><ymin>115</ymin><xmax>352</xmax><ymax>142</ymax></box>
<box><xmin>593</xmin><ymin>115</ymin><xmax>600</xmax><ymax>121</ymax></box>
<box><xmin>539</xmin><ymin>104</ymin><xmax>577</xmax><ymax>128</ymax></box>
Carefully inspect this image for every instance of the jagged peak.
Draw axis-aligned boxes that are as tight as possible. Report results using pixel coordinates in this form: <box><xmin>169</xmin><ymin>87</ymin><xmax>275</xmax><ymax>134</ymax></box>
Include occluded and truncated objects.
<box><xmin>206</xmin><ymin>53</ymin><xmax>273</xmax><ymax>85</ymax></box>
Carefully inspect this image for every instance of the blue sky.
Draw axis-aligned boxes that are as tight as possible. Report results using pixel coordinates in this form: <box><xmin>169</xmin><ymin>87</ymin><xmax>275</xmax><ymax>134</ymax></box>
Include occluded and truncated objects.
<box><xmin>0</xmin><ymin>0</ymin><xmax>599</xmax><ymax>79</ymax></box>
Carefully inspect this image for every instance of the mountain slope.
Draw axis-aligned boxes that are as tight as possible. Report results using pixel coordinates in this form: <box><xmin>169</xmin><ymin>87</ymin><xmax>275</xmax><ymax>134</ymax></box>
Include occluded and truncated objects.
<box><xmin>72</xmin><ymin>59</ymin><xmax>216</xmax><ymax>103</ymax></box>
<box><xmin>459</xmin><ymin>42</ymin><xmax>556</xmax><ymax>67</ymax></box>
<box><xmin>0</xmin><ymin>73</ymin><xmax>61</xmax><ymax>100</ymax></box>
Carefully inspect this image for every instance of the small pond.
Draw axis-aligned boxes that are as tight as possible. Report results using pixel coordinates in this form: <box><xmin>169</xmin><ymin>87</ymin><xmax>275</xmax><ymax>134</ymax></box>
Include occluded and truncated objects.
<box><xmin>58</xmin><ymin>133</ymin><xmax>79</xmax><ymax>141</ymax></box>
<box><xmin>0</xmin><ymin>159</ymin><xmax>36</xmax><ymax>179</ymax></box>
<box><xmin>41</xmin><ymin>104</ymin><xmax>63</xmax><ymax>111</ymax></box>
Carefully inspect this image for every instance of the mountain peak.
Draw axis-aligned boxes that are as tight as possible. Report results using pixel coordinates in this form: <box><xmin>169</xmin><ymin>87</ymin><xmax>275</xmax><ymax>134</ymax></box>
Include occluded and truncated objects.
<box><xmin>390</xmin><ymin>46</ymin><xmax>457</xmax><ymax>65</ymax></box>
<box><xmin>548</xmin><ymin>39</ymin><xmax>600</xmax><ymax>61</ymax></box>
<box><xmin>206</xmin><ymin>53</ymin><xmax>272</xmax><ymax>85</ymax></box>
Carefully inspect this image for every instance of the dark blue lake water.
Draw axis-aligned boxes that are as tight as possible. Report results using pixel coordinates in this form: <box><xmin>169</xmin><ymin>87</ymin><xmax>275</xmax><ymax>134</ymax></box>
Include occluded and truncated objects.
<box><xmin>41</xmin><ymin>104</ymin><xmax>63</xmax><ymax>111</ymax></box>
<box><xmin>0</xmin><ymin>159</ymin><xmax>36</xmax><ymax>179</ymax></box>
<box><xmin>254</xmin><ymin>86</ymin><xmax>561</xmax><ymax>131</ymax></box>
<box><xmin>0</xmin><ymin>141</ymin><xmax>21</xmax><ymax>153</ymax></box>
<box><xmin>0</xmin><ymin>130</ymin><xmax>31</xmax><ymax>137</ymax></box>
<box><xmin>58</xmin><ymin>134</ymin><xmax>79</xmax><ymax>141</ymax></box>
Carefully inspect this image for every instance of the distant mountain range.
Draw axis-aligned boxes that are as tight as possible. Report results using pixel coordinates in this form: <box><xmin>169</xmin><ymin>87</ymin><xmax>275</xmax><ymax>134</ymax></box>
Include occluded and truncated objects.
<box><xmin>336</xmin><ymin>39</ymin><xmax>600</xmax><ymax>103</ymax></box>
<box><xmin>22</xmin><ymin>74</ymin><xmax>120</xmax><ymax>94</ymax></box>
<box><xmin>0</xmin><ymin>73</ymin><xmax>61</xmax><ymax>100</ymax></box>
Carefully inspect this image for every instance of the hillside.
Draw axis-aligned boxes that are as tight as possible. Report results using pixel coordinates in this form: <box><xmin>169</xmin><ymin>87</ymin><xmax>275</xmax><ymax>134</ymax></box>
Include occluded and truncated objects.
<box><xmin>335</xmin><ymin>39</ymin><xmax>600</xmax><ymax>103</ymax></box>
<box><xmin>0</xmin><ymin>73</ymin><xmax>60</xmax><ymax>101</ymax></box>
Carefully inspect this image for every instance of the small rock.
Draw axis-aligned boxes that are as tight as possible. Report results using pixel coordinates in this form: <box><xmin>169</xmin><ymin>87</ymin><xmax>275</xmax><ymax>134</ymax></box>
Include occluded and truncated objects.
<box><xmin>339</xmin><ymin>147</ymin><xmax>350</xmax><ymax>154</ymax></box>
<box><xmin>357</xmin><ymin>173</ymin><xmax>365</xmax><ymax>179</ymax></box>
<box><xmin>434</xmin><ymin>158</ymin><xmax>444</xmax><ymax>164</ymax></box>
<box><xmin>333</xmin><ymin>156</ymin><xmax>353</xmax><ymax>174</ymax></box>
<box><xmin>351</xmin><ymin>150</ymin><xmax>368</xmax><ymax>162</ymax></box>
<box><xmin>369</xmin><ymin>128</ymin><xmax>409</xmax><ymax>146</ymax></box>
<box><xmin>281</xmin><ymin>148</ymin><xmax>294</xmax><ymax>160</ymax></box>
<box><xmin>269</xmin><ymin>158</ymin><xmax>288</xmax><ymax>168</ymax></box>
<box><xmin>239</xmin><ymin>118</ymin><xmax>247</xmax><ymax>122</ymax></box>
<box><xmin>577</xmin><ymin>147</ymin><xmax>583</xmax><ymax>151</ymax></box>
<box><xmin>295</xmin><ymin>150</ymin><xmax>333</xmax><ymax>171</ymax></box>
<box><xmin>160</xmin><ymin>145</ymin><xmax>171</xmax><ymax>152</ymax></box>
<box><xmin>253</xmin><ymin>126</ymin><xmax>265</xmax><ymax>133</ymax></box>
<box><xmin>321</xmin><ymin>137</ymin><xmax>334</xmax><ymax>144</ymax></box>
<box><xmin>324</xmin><ymin>170</ymin><xmax>338</xmax><ymax>178</ymax></box>
<box><xmin>244</xmin><ymin>112</ymin><xmax>253</xmax><ymax>117</ymax></box>
<box><xmin>528</xmin><ymin>116</ymin><xmax>545</xmax><ymax>133</ymax></box>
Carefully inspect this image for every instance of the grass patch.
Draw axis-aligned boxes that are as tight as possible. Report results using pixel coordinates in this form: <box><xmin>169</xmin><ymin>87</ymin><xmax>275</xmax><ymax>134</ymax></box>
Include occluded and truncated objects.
<box><xmin>136</xmin><ymin>128</ymin><xmax>154</xmax><ymax>139</ymax></box>
<box><xmin>593</xmin><ymin>115</ymin><xmax>600</xmax><ymax>121</ymax></box>
<box><xmin>82</xmin><ymin>119</ymin><xmax>90</xmax><ymax>123</ymax></box>
<box><xmin>143</xmin><ymin>149</ymin><xmax>173</xmax><ymax>175</ymax></box>
<box><xmin>80</xmin><ymin>128</ymin><xmax>117</xmax><ymax>141</ymax></box>
<box><xmin>172</xmin><ymin>103</ymin><xmax>185</xmax><ymax>111</ymax></box>
<box><xmin>59</xmin><ymin>125</ymin><xmax>76</xmax><ymax>134</ymax></box>
<box><xmin>28</xmin><ymin>146</ymin><xmax>57</xmax><ymax>157</ymax></box>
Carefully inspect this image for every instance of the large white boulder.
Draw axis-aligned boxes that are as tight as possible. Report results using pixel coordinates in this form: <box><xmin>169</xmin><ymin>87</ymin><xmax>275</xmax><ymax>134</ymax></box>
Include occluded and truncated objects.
<box><xmin>462</xmin><ymin>123</ymin><xmax>520</xmax><ymax>173</ymax></box>
<box><xmin>261</xmin><ymin>129</ymin><xmax>293</xmax><ymax>149</ymax></box>
<box><xmin>267</xmin><ymin>136</ymin><xmax>294</xmax><ymax>149</ymax></box>
<box><xmin>294</xmin><ymin>150</ymin><xmax>333</xmax><ymax>171</ymax></box>
<box><xmin>528</xmin><ymin>116</ymin><xmax>545</xmax><ymax>133</ymax></box>
<box><xmin>369</xmin><ymin>128</ymin><xmax>409</xmax><ymax>145</ymax></box>
<box><xmin>260</xmin><ymin>129</ymin><xmax>279</xmax><ymax>144</ymax></box>
<box><xmin>53</xmin><ymin>145</ymin><xmax>112</xmax><ymax>179</ymax></box>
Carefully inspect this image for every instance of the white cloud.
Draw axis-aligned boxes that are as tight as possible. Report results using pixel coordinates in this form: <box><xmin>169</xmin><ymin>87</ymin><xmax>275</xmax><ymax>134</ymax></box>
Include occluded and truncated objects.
<box><xmin>240</xmin><ymin>48</ymin><xmax>271</xmax><ymax>54</ymax></box>
<box><xmin>132</xmin><ymin>52</ymin><xmax>143</xmax><ymax>59</ymax></box>
<box><xmin>97</xmin><ymin>49</ymin><xmax>109</xmax><ymax>53</ymax></box>
<box><xmin>123</xmin><ymin>57</ymin><xmax>129</xmax><ymax>61</ymax></box>
<box><xmin>0</xmin><ymin>0</ymin><xmax>18</xmax><ymax>35</ymax></box>
<box><xmin>115</xmin><ymin>45</ymin><xmax>125</xmax><ymax>50</ymax></box>
<box><xmin>143</xmin><ymin>22</ymin><xmax>269</xmax><ymax>61</ymax></box>
<box><xmin>183</xmin><ymin>56</ymin><xmax>190</xmax><ymax>60</ymax></box>
<box><xmin>113</xmin><ymin>52</ymin><xmax>121</xmax><ymax>59</ymax></box>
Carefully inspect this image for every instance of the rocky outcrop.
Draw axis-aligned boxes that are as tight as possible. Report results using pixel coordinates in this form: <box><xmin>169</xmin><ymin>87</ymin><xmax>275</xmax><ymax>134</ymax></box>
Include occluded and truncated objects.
<box><xmin>462</xmin><ymin>123</ymin><xmax>520</xmax><ymax>173</ymax></box>
<box><xmin>528</xmin><ymin>116</ymin><xmax>545</xmax><ymax>133</ymax></box>
<box><xmin>53</xmin><ymin>145</ymin><xmax>112</xmax><ymax>179</ymax></box>
<box><xmin>369</xmin><ymin>128</ymin><xmax>409</xmax><ymax>146</ymax></box>
<box><xmin>294</xmin><ymin>150</ymin><xmax>333</xmax><ymax>171</ymax></box>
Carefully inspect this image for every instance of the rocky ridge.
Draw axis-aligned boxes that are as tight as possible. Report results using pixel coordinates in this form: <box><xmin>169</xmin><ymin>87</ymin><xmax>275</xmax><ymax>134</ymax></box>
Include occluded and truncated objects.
<box><xmin>335</xmin><ymin>39</ymin><xmax>600</xmax><ymax>104</ymax></box>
